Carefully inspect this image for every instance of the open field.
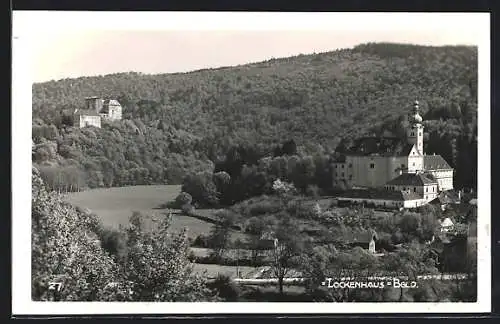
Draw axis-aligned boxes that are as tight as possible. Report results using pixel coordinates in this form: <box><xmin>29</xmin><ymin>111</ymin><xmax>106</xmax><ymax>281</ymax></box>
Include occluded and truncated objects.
<box><xmin>191</xmin><ymin>263</ymin><xmax>259</xmax><ymax>279</ymax></box>
<box><xmin>65</xmin><ymin>185</ymin><xmax>215</xmax><ymax>237</ymax></box>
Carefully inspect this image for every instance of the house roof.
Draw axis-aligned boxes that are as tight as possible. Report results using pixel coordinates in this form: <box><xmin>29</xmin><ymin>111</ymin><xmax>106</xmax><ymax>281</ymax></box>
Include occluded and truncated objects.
<box><xmin>340</xmin><ymin>137</ymin><xmax>415</xmax><ymax>157</ymax></box>
<box><xmin>429</xmin><ymin>190</ymin><xmax>460</xmax><ymax>205</ymax></box>
<box><xmin>429</xmin><ymin>196</ymin><xmax>447</xmax><ymax>205</ymax></box>
<box><xmin>339</xmin><ymin>229</ymin><xmax>378</xmax><ymax>244</ymax></box>
<box><xmin>424</xmin><ymin>155</ymin><xmax>452</xmax><ymax>170</ymax></box>
<box><xmin>338</xmin><ymin>188</ymin><xmax>422</xmax><ymax>201</ymax></box>
<box><xmin>386</xmin><ymin>173</ymin><xmax>437</xmax><ymax>186</ymax></box>
<box><xmin>334</xmin><ymin>154</ymin><xmax>347</xmax><ymax>163</ymax></box>
<box><xmin>75</xmin><ymin>109</ymin><xmax>100</xmax><ymax>117</ymax></box>
<box><xmin>440</xmin><ymin>217</ymin><xmax>454</xmax><ymax>227</ymax></box>
<box><xmin>100</xmin><ymin>99</ymin><xmax>121</xmax><ymax>113</ymax></box>
<box><xmin>103</xmin><ymin>99</ymin><xmax>121</xmax><ymax>106</ymax></box>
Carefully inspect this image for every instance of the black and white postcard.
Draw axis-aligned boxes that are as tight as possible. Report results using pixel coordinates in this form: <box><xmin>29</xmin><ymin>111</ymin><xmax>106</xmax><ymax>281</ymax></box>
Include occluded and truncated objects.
<box><xmin>12</xmin><ymin>11</ymin><xmax>491</xmax><ymax>315</ymax></box>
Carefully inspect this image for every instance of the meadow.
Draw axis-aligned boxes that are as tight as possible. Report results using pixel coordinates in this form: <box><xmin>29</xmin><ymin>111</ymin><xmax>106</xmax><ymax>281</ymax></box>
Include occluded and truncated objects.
<box><xmin>65</xmin><ymin>185</ymin><xmax>215</xmax><ymax>238</ymax></box>
<box><xmin>65</xmin><ymin>185</ymin><xmax>279</xmax><ymax>281</ymax></box>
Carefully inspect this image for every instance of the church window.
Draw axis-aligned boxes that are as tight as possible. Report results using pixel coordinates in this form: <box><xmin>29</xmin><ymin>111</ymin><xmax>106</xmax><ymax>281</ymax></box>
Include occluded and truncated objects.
<box><xmin>335</xmin><ymin>165</ymin><xmax>338</xmax><ymax>168</ymax></box>
<box><xmin>419</xmin><ymin>132</ymin><xmax>422</xmax><ymax>136</ymax></box>
<box><xmin>432</xmin><ymin>187</ymin><xmax>435</xmax><ymax>192</ymax></box>
<box><xmin>426</xmin><ymin>187</ymin><xmax>428</xmax><ymax>192</ymax></box>
<box><xmin>349</xmin><ymin>163</ymin><xmax>352</xmax><ymax>168</ymax></box>
<box><xmin>401</xmin><ymin>164</ymin><xmax>405</xmax><ymax>169</ymax></box>
<box><xmin>370</xmin><ymin>163</ymin><xmax>375</xmax><ymax>169</ymax></box>
<box><xmin>342</xmin><ymin>164</ymin><xmax>344</xmax><ymax>168</ymax></box>
<box><xmin>413</xmin><ymin>187</ymin><xmax>416</xmax><ymax>192</ymax></box>
<box><xmin>412</xmin><ymin>162</ymin><xmax>415</xmax><ymax>166</ymax></box>
<box><xmin>341</xmin><ymin>172</ymin><xmax>345</xmax><ymax>178</ymax></box>
<box><xmin>411</xmin><ymin>132</ymin><xmax>415</xmax><ymax>136</ymax></box>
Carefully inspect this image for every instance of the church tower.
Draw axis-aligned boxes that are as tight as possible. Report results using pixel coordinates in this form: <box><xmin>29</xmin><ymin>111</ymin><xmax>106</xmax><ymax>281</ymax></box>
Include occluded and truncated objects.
<box><xmin>407</xmin><ymin>100</ymin><xmax>424</xmax><ymax>155</ymax></box>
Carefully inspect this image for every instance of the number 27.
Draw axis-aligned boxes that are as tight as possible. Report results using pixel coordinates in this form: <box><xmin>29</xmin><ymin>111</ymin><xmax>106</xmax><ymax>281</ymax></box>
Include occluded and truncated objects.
<box><xmin>48</xmin><ymin>282</ymin><xmax>62</xmax><ymax>292</ymax></box>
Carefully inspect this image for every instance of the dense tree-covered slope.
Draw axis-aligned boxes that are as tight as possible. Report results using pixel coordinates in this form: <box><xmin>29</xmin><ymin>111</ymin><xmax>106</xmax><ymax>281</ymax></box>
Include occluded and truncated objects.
<box><xmin>32</xmin><ymin>42</ymin><xmax>478</xmax><ymax>190</ymax></box>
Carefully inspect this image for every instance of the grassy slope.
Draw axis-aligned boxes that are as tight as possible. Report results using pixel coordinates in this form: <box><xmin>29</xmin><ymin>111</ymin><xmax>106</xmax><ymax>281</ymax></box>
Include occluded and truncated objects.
<box><xmin>65</xmin><ymin>185</ymin><xmax>213</xmax><ymax>237</ymax></box>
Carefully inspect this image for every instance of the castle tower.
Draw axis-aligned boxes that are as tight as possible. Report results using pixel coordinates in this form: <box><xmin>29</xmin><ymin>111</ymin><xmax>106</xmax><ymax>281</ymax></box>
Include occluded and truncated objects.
<box><xmin>407</xmin><ymin>100</ymin><xmax>424</xmax><ymax>155</ymax></box>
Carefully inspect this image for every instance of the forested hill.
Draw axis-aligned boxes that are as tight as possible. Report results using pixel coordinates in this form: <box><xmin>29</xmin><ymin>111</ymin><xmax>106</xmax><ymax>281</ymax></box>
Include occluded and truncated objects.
<box><xmin>32</xmin><ymin>42</ymin><xmax>478</xmax><ymax>191</ymax></box>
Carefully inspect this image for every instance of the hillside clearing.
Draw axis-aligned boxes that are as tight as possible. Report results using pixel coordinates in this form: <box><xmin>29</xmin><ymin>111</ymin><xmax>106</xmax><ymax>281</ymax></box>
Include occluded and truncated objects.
<box><xmin>65</xmin><ymin>185</ymin><xmax>214</xmax><ymax>237</ymax></box>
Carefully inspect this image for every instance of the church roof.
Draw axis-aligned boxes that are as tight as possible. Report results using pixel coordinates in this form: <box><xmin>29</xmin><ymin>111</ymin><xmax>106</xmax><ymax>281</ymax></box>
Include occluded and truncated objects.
<box><xmin>342</xmin><ymin>137</ymin><xmax>414</xmax><ymax>157</ymax></box>
<box><xmin>339</xmin><ymin>188</ymin><xmax>422</xmax><ymax>201</ymax></box>
<box><xmin>424</xmin><ymin>155</ymin><xmax>452</xmax><ymax>170</ymax></box>
<box><xmin>386</xmin><ymin>173</ymin><xmax>437</xmax><ymax>186</ymax></box>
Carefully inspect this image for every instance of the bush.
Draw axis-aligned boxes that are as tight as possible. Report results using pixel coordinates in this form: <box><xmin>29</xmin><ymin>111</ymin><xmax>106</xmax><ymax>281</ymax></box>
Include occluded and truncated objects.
<box><xmin>182</xmin><ymin>172</ymin><xmax>219</xmax><ymax>207</ymax></box>
<box><xmin>192</xmin><ymin>234</ymin><xmax>212</xmax><ymax>248</ymax></box>
<box><xmin>208</xmin><ymin>274</ymin><xmax>241</xmax><ymax>301</ymax></box>
<box><xmin>192</xmin><ymin>254</ymin><xmax>268</xmax><ymax>267</ymax></box>
<box><xmin>176</xmin><ymin>192</ymin><xmax>193</xmax><ymax>207</ymax></box>
<box><xmin>249</xmin><ymin>200</ymin><xmax>282</xmax><ymax>216</ymax></box>
<box><xmin>96</xmin><ymin>226</ymin><xmax>128</xmax><ymax>260</ymax></box>
<box><xmin>305</xmin><ymin>185</ymin><xmax>321</xmax><ymax>197</ymax></box>
<box><xmin>287</xmin><ymin>200</ymin><xmax>316</xmax><ymax>219</ymax></box>
<box><xmin>181</xmin><ymin>203</ymin><xmax>195</xmax><ymax>215</ymax></box>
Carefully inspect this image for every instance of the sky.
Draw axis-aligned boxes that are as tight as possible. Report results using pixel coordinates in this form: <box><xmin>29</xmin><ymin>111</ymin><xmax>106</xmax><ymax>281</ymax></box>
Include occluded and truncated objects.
<box><xmin>12</xmin><ymin>12</ymin><xmax>486</xmax><ymax>83</ymax></box>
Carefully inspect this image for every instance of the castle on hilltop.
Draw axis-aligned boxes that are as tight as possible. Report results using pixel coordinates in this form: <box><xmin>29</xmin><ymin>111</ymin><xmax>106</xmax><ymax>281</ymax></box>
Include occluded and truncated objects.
<box><xmin>335</xmin><ymin>100</ymin><xmax>454</xmax><ymax>209</ymax></box>
<box><xmin>73</xmin><ymin>96</ymin><xmax>122</xmax><ymax>128</ymax></box>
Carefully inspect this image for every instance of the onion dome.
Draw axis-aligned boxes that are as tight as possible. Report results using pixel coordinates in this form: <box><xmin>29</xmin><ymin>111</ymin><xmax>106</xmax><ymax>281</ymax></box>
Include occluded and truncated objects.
<box><xmin>410</xmin><ymin>100</ymin><xmax>423</xmax><ymax>124</ymax></box>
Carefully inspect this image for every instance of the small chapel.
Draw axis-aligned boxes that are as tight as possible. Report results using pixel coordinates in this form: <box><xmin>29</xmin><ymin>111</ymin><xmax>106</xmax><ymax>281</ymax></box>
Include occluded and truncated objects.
<box><xmin>335</xmin><ymin>100</ymin><xmax>454</xmax><ymax>209</ymax></box>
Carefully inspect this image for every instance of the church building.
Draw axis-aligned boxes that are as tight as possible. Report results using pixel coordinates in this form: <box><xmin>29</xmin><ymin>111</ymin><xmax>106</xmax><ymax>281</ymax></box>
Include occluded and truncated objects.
<box><xmin>335</xmin><ymin>100</ymin><xmax>454</xmax><ymax>209</ymax></box>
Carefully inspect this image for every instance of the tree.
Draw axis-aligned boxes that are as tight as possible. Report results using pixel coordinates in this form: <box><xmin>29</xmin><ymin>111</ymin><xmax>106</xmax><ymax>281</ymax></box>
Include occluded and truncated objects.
<box><xmin>297</xmin><ymin>245</ymin><xmax>384</xmax><ymax>302</ymax></box>
<box><xmin>272</xmin><ymin>179</ymin><xmax>296</xmax><ymax>200</ymax></box>
<box><xmin>32</xmin><ymin>167</ymin><xmax>125</xmax><ymax>301</ymax></box>
<box><xmin>208</xmin><ymin>210</ymin><xmax>237</xmax><ymax>260</ymax></box>
<box><xmin>182</xmin><ymin>171</ymin><xmax>219</xmax><ymax>207</ymax></box>
<box><xmin>271</xmin><ymin>216</ymin><xmax>304</xmax><ymax>296</ymax></box>
<box><xmin>382</xmin><ymin>243</ymin><xmax>440</xmax><ymax>301</ymax></box>
<box><xmin>245</xmin><ymin>217</ymin><xmax>270</xmax><ymax>266</ymax></box>
<box><xmin>121</xmin><ymin>211</ymin><xmax>215</xmax><ymax>301</ymax></box>
<box><xmin>175</xmin><ymin>191</ymin><xmax>193</xmax><ymax>208</ymax></box>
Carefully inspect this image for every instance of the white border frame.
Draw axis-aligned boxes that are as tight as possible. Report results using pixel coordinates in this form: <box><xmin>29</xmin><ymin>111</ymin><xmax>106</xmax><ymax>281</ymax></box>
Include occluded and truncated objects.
<box><xmin>12</xmin><ymin>11</ymin><xmax>491</xmax><ymax>315</ymax></box>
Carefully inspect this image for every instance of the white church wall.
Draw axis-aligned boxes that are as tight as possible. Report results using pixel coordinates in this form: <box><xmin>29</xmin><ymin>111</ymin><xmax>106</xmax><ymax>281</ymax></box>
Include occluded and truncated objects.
<box><xmin>408</xmin><ymin>147</ymin><xmax>424</xmax><ymax>173</ymax></box>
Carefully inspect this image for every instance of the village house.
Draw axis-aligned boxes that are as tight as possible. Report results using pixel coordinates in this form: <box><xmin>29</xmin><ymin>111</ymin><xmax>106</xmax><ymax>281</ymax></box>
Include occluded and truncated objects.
<box><xmin>74</xmin><ymin>96</ymin><xmax>123</xmax><ymax>128</ymax></box>
<box><xmin>73</xmin><ymin>109</ymin><xmax>101</xmax><ymax>128</ymax></box>
<box><xmin>329</xmin><ymin>229</ymin><xmax>378</xmax><ymax>253</ymax></box>
<box><xmin>85</xmin><ymin>96</ymin><xmax>123</xmax><ymax>121</ymax></box>
<box><xmin>335</xmin><ymin>100</ymin><xmax>455</xmax><ymax>209</ymax></box>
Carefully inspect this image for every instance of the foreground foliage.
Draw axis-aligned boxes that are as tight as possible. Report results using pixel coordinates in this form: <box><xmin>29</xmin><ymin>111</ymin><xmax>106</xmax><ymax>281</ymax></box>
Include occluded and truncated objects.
<box><xmin>32</xmin><ymin>167</ymin><xmax>215</xmax><ymax>301</ymax></box>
